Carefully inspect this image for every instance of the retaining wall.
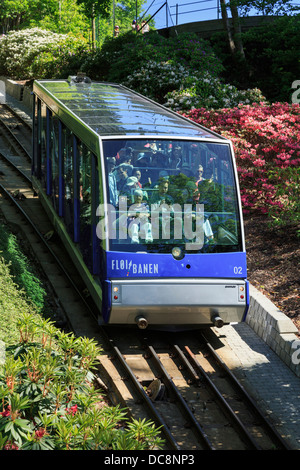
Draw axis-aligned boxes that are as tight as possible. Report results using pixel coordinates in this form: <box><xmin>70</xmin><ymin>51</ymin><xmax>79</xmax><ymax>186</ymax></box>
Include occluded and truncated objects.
<box><xmin>159</xmin><ymin>15</ymin><xmax>281</xmax><ymax>39</ymax></box>
<box><xmin>247</xmin><ymin>285</ymin><xmax>299</xmax><ymax>377</ymax></box>
<box><xmin>0</xmin><ymin>76</ymin><xmax>33</xmax><ymax>112</ymax></box>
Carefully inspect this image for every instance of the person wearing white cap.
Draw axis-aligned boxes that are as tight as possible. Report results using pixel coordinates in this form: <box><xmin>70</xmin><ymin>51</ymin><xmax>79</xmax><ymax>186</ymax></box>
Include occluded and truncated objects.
<box><xmin>128</xmin><ymin>189</ymin><xmax>153</xmax><ymax>243</ymax></box>
<box><xmin>120</xmin><ymin>176</ymin><xmax>139</xmax><ymax>198</ymax></box>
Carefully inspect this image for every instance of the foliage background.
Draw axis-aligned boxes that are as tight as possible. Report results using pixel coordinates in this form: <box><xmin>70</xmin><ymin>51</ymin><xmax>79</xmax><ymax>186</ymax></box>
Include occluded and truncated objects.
<box><xmin>0</xmin><ymin>2</ymin><xmax>299</xmax><ymax>231</ymax></box>
<box><xmin>0</xmin><ymin>0</ymin><xmax>299</xmax><ymax>450</ymax></box>
<box><xmin>210</xmin><ymin>15</ymin><xmax>300</xmax><ymax>103</ymax></box>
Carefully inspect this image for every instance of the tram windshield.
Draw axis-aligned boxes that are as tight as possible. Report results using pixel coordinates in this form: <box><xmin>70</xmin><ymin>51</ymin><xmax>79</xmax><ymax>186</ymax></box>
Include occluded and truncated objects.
<box><xmin>101</xmin><ymin>139</ymin><xmax>243</xmax><ymax>254</ymax></box>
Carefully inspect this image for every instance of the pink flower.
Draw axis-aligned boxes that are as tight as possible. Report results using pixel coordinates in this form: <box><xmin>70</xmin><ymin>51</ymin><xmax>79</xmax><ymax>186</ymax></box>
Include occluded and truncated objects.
<box><xmin>35</xmin><ymin>428</ymin><xmax>47</xmax><ymax>439</ymax></box>
<box><xmin>0</xmin><ymin>406</ymin><xmax>11</xmax><ymax>418</ymax></box>
<box><xmin>66</xmin><ymin>405</ymin><xmax>78</xmax><ymax>416</ymax></box>
<box><xmin>3</xmin><ymin>441</ymin><xmax>19</xmax><ymax>450</ymax></box>
<box><xmin>181</xmin><ymin>102</ymin><xmax>300</xmax><ymax>215</ymax></box>
<box><xmin>253</xmin><ymin>158</ymin><xmax>265</xmax><ymax>167</ymax></box>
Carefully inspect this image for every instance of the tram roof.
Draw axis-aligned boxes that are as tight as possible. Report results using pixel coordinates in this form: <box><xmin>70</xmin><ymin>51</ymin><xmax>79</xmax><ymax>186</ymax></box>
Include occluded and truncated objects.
<box><xmin>33</xmin><ymin>78</ymin><xmax>226</xmax><ymax>141</ymax></box>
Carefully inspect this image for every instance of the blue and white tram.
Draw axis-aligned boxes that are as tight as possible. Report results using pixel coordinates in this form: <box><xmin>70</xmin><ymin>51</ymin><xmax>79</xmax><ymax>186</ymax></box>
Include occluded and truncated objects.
<box><xmin>32</xmin><ymin>76</ymin><xmax>249</xmax><ymax>329</ymax></box>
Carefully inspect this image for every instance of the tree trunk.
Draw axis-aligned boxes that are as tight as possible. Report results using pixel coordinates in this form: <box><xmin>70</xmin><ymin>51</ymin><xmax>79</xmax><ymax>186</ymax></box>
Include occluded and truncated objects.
<box><xmin>230</xmin><ymin>2</ymin><xmax>245</xmax><ymax>59</ymax></box>
<box><xmin>220</xmin><ymin>0</ymin><xmax>236</xmax><ymax>55</ymax></box>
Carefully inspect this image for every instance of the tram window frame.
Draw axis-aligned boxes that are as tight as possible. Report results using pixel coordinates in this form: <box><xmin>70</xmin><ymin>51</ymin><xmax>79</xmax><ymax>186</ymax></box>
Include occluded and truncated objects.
<box><xmin>63</xmin><ymin>127</ymin><xmax>74</xmax><ymax>239</ymax></box>
<box><xmin>58</xmin><ymin>121</ymin><xmax>64</xmax><ymax>217</ymax></box>
<box><xmin>46</xmin><ymin>108</ymin><xmax>52</xmax><ymax>196</ymax></box>
<box><xmin>92</xmin><ymin>156</ymin><xmax>101</xmax><ymax>276</ymax></box>
<box><xmin>78</xmin><ymin>142</ymin><xmax>92</xmax><ymax>270</ymax></box>
<box><xmin>77</xmin><ymin>144</ymin><xmax>102</xmax><ymax>275</ymax></box>
<box><xmin>33</xmin><ymin>97</ymin><xmax>42</xmax><ymax>179</ymax></box>
<box><xmin>102</xmin><ymin>138</ymin><xmax>243</xmax><ymax>254</ymax></box>
<box><xmin>40</xmin><ymin>101</ymin><xmax>47</xmax><ymax>191</ymax></box>
<box><xmin>73</xmin><ymin>134</ymin><xmax>80</xmax><ymax>243</ymax></box>
<box><xmin>49</xmin><ymin>114</ymin><xmax>60</xmax><ymax>213</ymax></box>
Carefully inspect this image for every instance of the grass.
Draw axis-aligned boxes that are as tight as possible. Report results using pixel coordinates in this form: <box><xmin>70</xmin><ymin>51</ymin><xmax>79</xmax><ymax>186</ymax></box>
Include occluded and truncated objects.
<box><xmin>0</xmin><ymin>222</ymin><xmax>164</xmax><ymax>450</ymax></box>
<box><xmin>0</xmin><ymin>221</ymin><xmax>47</xmax><ymax>346</ymax></box>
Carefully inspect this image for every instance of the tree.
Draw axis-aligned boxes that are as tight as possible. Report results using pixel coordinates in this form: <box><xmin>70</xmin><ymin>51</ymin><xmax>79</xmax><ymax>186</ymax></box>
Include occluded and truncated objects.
<box><xmin>28</xmin><ymin>0</ymin><xmax>89</xmax><ymax>37</ymax></box>
<box><xmin>236</xmin><ymin>0</ymin><xmax>300</xmax><ymax>15</ymax></box>
<box><xmin>77</xmin><ymin>0</ymin><xmax>148</xmax><ymax>48</ymax></box>
<box><xmin>0</xmin><ymin>0</ymin><xmax>90</xmax><ymax>36</ymax></box>
<box><xmin>229</xmin><ymin>1</ymin><xmax>245</xmax><ymax>58</ymax></box>
<box><xmin>75</xmin><ymin>0</ymin><xmax>112</xmax><ymax>48</ymax></box>
<box><xmin>219</xmin><ymin>0</ymin><xmax>299</xmax><ymax>60</ymax></box>
<box><xmin>0</xmin><ymin>0</ymin><xmax>30</xmax><ymax>33</ymax></box>
<box><xmin>219</xmin><ymin>0</ymin><xmax>245</xmax><ymax>59</ymax></box>
<box><xmin>76</xmin><ymin>0</ymin><xmax>112</xmax><ymax>18</ymax></box>
<box><xmin>220</xmin><ymin>0</ymin><xmax>236</xmax><ymax>55</ymax></box>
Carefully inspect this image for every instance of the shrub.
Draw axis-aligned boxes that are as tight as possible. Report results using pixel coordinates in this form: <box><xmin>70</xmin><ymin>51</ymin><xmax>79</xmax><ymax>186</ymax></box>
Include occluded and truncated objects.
<box><xmin>0</xmin><ymin>223</ymin><xmax>46</xmax><ymax>312</ymax></box>
<box><xmin>0</xmin><ymin>257</ymin><xmax>41</xmax><ymax>345</ymax></box>
<box><xmin>183</xmin><ymin>102</ymin><xmax>300</xmax><ymax>230</ymax></box>
<box><xmin>240</xmin><ymin>15</ymin><xmax>300</xmax><ymax>102</ymax></box>
<box><xmin>164</xmin><ymin>71</ymin><xmax>266</xmax><ymax>110</ymax></box>
<box><xmin>210</xmin><ymin>15</ymin><xmax>300</xmax><ymax>102</ymax></box>
<box><xmin>0</xmin><ymin>314</ymin><xmax>164</xmax><ymax>450</ymax></box>
<box><xmin>82</xmin><ymin>31</ymin><xmax>223</xmax><ymax>84</ymax></box>
<box><xmin>122</xmin><ymin>60</ymin><xmax>192</xmax><ymax>102</ymax></box>
<box><xmin>0</xmin><ymin>28</ymin><xmax>87</xmax><ymax>79</ymax></box>
<box><xmin>267</xmin><ymin>166</ymin><xmax>300</xmax><ymax>236</ymax></box>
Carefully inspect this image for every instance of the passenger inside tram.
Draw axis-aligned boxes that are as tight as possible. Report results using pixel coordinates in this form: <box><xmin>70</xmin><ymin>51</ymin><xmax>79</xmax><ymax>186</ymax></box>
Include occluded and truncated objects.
<box><xmin>103</xmin><ymin>139</ymin><xmax>242</xmax><ymax>252</ymax></box>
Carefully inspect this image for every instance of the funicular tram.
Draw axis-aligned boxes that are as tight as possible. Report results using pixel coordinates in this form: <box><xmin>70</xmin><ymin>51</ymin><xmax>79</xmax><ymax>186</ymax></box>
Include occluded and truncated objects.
<box><xmin>32</xmin><ymin>76</ymin><xmax>248</xmax><ymax>329</ymax></box>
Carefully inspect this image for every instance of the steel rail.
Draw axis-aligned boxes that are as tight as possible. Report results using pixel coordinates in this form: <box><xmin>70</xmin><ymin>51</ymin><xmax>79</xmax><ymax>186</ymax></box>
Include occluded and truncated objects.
<box><xmin>183</xmin><ymin>345</ymin><xmax>261</xmax><ymax>450</ymax></box>
<box><xmin>0</xmin><ymin>118</ymin><xmax>31</xmax><ymax>162</ymax></box>
<box><xmin>200</xmin><ymin>333</ymin><xmax>292</xmax><ymax>450</ymax></box>
<box><xmin>0</xmin><ymin>150</ymin><xmax>31</xmax><ymax>183</ymax></box>
<box><xmin>146</xmin><ymin>345</ymin><xmax>215</xmax><ymax>450</ymax></box>
<box><xmin>109</xmin><ymin>344</ymin><xmax>180</xmax><ymax>450</ymax></box>
<box><xmin>2</xmin><ymin>103</ymin><xmax>32</xmax><ymax>131</ymax></box>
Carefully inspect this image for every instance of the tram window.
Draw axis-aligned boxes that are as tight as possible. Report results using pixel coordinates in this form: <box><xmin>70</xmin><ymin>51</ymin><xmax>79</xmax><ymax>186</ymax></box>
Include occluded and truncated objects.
<box><xmin>63</xmin><ymin>128</ymin><xmax>74</xmax><ymax>237</ymax></box>
<box><xmin>102</xmin><ymin>139</ymin><xmax>243</xmax><ymax>254</ymax></box>
<box><xmin>79</xmin><ymin>144</ymin><xmax>92</xmax><ymax>270</ymax></box>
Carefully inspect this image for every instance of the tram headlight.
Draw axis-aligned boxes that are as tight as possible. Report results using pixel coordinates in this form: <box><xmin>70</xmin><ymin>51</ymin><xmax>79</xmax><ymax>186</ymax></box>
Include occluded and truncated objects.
<box><xmin>112</xmin><ymin>285</ymin><xmax>120</xmax><ymax>302</ymax></box>
<box><xmin>172</xmin><ymin>247</ymin><xmax>183</xmax><ymax>259</ymax></box>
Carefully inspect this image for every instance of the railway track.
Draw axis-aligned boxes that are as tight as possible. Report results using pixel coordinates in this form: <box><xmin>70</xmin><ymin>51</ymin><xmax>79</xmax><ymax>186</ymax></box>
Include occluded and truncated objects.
<box><xmin>99</xmin><ymin>328</ymin><xmax>291</xmax><ymax>450</ymax></box>
<box><xmin>0</xmin><ymin>103</ymin><xmax>32</xmax><ymax>160</ymax></box>
<box><xmin>0</xmin><ymin>103</ymin><xmax>292</xmax><ymax>451</ymax></box>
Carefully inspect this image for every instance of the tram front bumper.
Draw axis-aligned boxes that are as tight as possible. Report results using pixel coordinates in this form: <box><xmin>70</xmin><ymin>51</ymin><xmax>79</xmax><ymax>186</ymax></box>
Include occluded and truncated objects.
<box><xmin>105</xmin><ymin>279</ymin><xmax>248</xmax><ymax>327</ymax></box>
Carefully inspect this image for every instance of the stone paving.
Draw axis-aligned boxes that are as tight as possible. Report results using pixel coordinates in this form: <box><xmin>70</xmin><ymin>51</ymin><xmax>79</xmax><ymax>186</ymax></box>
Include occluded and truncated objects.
<box><xmin>214</xmin><ymin>323</ymin><xmax>300</xmax><ymax>449</ymax></box>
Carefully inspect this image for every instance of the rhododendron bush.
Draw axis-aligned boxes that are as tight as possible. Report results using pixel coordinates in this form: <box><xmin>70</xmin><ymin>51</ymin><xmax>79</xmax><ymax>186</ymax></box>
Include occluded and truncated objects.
<box><xmin>183</xmin><ymin>103</ymin><xmax>300</xmax><ymax>232</ymax></box>
<box><xmin>0</xmin><ymin>28</ymin><xmax>86</xmax><ymax>80</ymax></box>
